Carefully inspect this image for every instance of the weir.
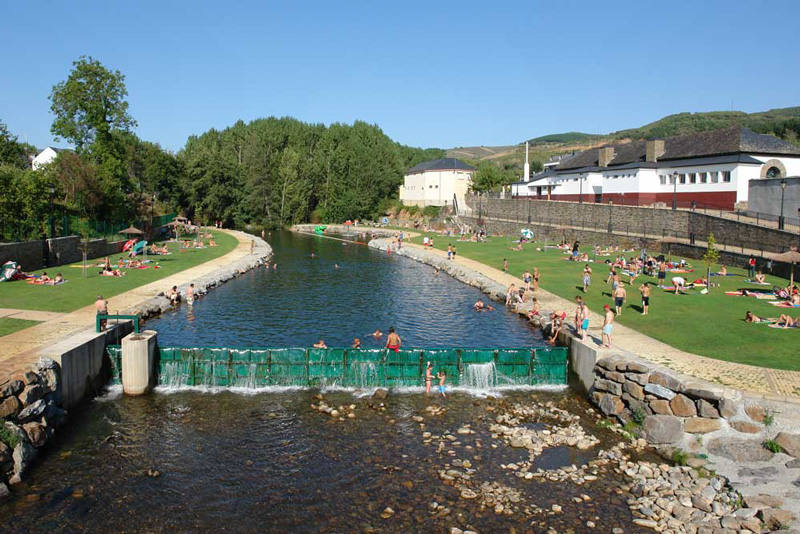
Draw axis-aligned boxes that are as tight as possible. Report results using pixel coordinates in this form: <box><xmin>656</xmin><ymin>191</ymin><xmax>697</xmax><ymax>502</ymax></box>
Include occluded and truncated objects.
<box><xmin>105</xmin><ymin>345</ymin><xmax>567</xmax><ymax>389</ymax></box>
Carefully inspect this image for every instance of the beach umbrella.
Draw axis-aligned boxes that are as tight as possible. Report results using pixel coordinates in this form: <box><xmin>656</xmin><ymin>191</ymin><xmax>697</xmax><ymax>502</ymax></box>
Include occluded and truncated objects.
<box><xmin>766</xmin><ymin>249</ymin><xmax>800</xmax><ymax>288</ymax></box>
<box><xmin>1</xmin><ymin>261</ymin><xmax>18</xmax><ymax>282</ymax></box>
<box><xmin>121</xmin><ymin>226</ymin><xmax>144</xmax><ymax>235</ymax></box>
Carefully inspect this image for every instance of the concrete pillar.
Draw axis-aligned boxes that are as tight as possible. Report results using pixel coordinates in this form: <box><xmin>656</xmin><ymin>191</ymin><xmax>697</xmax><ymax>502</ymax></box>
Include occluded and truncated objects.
<box><xmin>121</xmin><ymin>330</ymin><xmax>157</xmax><ymax>395</ymax></box>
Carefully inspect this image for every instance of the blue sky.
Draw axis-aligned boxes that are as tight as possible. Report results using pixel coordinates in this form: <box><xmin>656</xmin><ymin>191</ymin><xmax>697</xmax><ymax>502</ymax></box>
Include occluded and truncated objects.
<box><xmin>1</xmin><ymin>1</ymin><xmax>798</xmax><ymax>152</ymax></box>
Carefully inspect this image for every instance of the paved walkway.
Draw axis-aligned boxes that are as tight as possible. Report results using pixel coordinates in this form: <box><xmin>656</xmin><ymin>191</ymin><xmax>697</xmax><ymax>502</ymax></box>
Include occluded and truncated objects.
<box><xmin>0</xmin><ymin>309</ymin><xmax>66</xmax><ymax>321</ymax></box>
<box><xmin>0</xmin><ymin>229</ymin><xmax>257</xmax><ymax>379</ymax></box>
<box><xmin>395</xmin><ymin>238</ymin><xmax>800</xmax><ymax>401</ymax></box>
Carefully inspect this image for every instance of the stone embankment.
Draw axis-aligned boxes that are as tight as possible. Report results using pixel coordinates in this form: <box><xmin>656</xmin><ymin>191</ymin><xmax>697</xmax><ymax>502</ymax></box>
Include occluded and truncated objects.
<box><xmin>0</xmin><ymin>230</ymin><xmax>272</xmax><ymax>498</ymax></box>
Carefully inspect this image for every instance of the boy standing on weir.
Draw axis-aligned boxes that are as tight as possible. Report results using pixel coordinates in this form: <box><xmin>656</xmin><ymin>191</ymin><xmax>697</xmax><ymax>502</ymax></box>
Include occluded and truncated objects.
<box><xmin>601</xmin><ymin>304</ymin><xmax>615</xmax><ymax>348</ymax></box>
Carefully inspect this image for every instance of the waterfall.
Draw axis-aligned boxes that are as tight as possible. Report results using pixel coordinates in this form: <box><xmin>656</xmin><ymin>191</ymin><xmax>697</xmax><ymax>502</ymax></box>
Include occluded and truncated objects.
<box><xmin>234</xmin><ymin>364</ymin><xmax>258</xmax><ymax>388</ymax></box>
<box><xmin>463</xmin><ymin>362</ymin><xmax>496</xmax><ymax>390</ymax></box>
<box><xmin>351</xmin><ymin>361</ymin><xmax>379</xmax><ymax>388</ymax></box>
<box><xmin>161</xmin><ymin>361</ymin><xmax>191</xmax><ymax>388</ymax></box>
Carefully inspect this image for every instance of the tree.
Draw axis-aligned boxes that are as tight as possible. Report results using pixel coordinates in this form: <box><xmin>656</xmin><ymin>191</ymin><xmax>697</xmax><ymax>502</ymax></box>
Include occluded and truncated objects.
<box><xmin>50</xmin><ymin>56</ymin><xmax>136</xmax><ymax>151</ymax></box>
<box><xmin>471</xmin><ymin>161</ymin><xmax>514</xmax><ymax>192</ymax></box>
<box><xmin>0</xmin><ymin>120</ymin><xmax>33</xmax><ymax>169</ymax></box>
<box><xmin>702</xmin><ymin>233</ymin><xmax>720</xmax><ymax>293</ymax></box>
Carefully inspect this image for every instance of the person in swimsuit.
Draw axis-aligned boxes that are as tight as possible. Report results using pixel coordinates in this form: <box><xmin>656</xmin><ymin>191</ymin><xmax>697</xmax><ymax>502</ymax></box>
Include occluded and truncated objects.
<box><xmin>533</xmin><ymin>267</ymin><xmax>540</xmax><ymax>291</ymax></box>
<box><xmin>671</xmin><ymin>276</ymin><xmax>686</xmax><ymax>295</ymax></box>
<box><xmin>614</xmin><ymin>283</ymin><xmax>626</xmax><ymax>315</ymax></box>
<box><xmin>313</xmin><ymin>339</ymin><xmax>327</xmax><ymax>349</ymax></box>
<box><xmin>578</xmin><ymin>300</ymin><xmax>589</xmax><ymax>341</ymax></box>
<box><xmin>437</xmin><ymin>370</ymin><xmax>446</xmax><ymax>398</ymax></box>
<box><xmin>778</xmin><ymin>314</ymin><xmax>799</xmax><ymax>328</ymax></box>
<box><xmin>639</xmin><ymin>283</ymin><xmax>650</xmax><ymax>315</ymax></box>
<box><xmin>657</xmin><ymin>261</ymin><xmax>667</xmax><ymax>287</ymax></box>
<box><xmin>503</xmin><ymin>258</ymin><xmax>508</xmax><ymax>272</ymax></box>
<box><xmin>352</xmin><ymin>338</ymin><xmax>361</xmax><ymax>349</ymax></box>
<box><xmin>95</xmin><ymin>295</ymin><xmax>108</xmax><ymax>331</ymax></box>
<box><xmin>601</xmin><ymin>304</ymin><xmax>614</xmax><ymax>348</ymax></box>
<box><xmin>582</xmin><ymin>264</ymin><xmax>592</xmax><ymax>293</ymax></box>
<box><xmin>386</xmin><ymin>328</ymin><xmax>401</xmax><ymax>352</ymax></box>
<box><xmin>425</xmin><ymin>361</ymin><xmax>433</xmax><ymax>395</ymax></box>
<box><xmin>186</xmin><ymin>283</ymin><xmax>195</xmax><ymax>304</ymax></box>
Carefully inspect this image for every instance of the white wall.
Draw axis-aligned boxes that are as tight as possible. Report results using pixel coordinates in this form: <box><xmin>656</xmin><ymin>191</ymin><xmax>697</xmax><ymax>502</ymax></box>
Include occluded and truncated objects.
<box><xmin>399</xmin><ymin>170</ymin><xmax>472</xmax><ymax>207</ymax></box>
<box><xmin>32</xmin><ymin>147</ymin><xmax>58</xmax><ymax>170</ymax></box>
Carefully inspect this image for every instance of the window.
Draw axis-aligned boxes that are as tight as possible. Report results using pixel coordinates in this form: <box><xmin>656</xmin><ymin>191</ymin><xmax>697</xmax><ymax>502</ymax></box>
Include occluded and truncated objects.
<box><xmin>710</xmin><ymin>171</ymin><xmax>719</xmax><ymax>183</ymax></box>
<box><xmin>679</xmin><ymin>174</ymin><xmax>686</xmax><ymax>184</ymax></box>
<box><xmin>766</xmin><ymin>166</ymin><xmax>782</xmax><ymax>178</ymax></box>
<box><xmin>699</xmin><ymin>172</ymin><xmax>707</xmax><ymax>183</ymax></box>
<box><xmin>722</xmin><ymin>171</ymin><xmax>731</xmax><ymax>183</ymax></box>
<box><xmin>659</xmin><ymin>175</ymin><xmax>666</xmax><ymax>185</ymax></box>
<box><xmin>689</xmin><ymin>173</ymin><xmax>696</xmax><ymax>184</ymax></box>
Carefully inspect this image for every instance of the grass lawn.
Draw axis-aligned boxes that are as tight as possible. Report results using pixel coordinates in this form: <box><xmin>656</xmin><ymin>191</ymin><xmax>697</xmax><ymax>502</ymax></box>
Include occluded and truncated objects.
<box><xmin>406</xmin><ymin>231</ymin><xmax>800</xmax><ymax>371</ymax></box>
<box><xmin>0</xmin><ymin>230</ymin><xmax>238</xmax><ymax>313</ymax></box>
<box><xmin>0</xmin><ymin>318</ymin><xmax>41</xmax><ymax>336</ymax></box>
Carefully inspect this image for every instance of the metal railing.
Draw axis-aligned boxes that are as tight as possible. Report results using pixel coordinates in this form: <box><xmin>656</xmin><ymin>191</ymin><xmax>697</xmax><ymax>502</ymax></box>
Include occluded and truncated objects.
<box><xmin>96</xmin><ymin>315</ymin><xmax>140</xmax><ymax>334</ymax></box>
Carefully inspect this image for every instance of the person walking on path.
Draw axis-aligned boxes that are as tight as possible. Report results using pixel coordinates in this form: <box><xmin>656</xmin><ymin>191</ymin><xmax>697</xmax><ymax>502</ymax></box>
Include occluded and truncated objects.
<box><xmin>582</xmin><ymin>264</ymin><xmax>592</xmax><ymax>293</ymax></box>
<box><xmin>639</xmin><ymin>283</ymin><xmax>650</xmax><ymax>315</ymax></box>
<box><xmin>95</xmin><ymin>295</ymin><xmax>108</xmax><ymax>331</ymax></box>
<box><xmin>613</xmin><ymin>283</ymin><xmax>627</xmax><ymax>315</ymax></box>
<box><xmin>601</xmin><ymin>304</ymin><xmax>615</xmax><ymax>348</ymax></box>
<box><xmin>748</xmin><ymin>255</ymin><xmax>757</xmax><ymax>279</ymax></box>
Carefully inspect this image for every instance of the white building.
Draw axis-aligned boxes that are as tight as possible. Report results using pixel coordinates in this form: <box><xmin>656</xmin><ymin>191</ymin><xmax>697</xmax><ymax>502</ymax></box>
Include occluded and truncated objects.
<box><xmin>399</xmin><ymin>158</ymin><xmax>475</xmax><ymax>208</ymax></box>
<box><xmin>31</xmin><ymin>146</ymin><xmax>71</xmax><ymax>170</ymax></box>
<box><xmin>513</xmin><ymin>127</ymin><xmax>800</xmax><ymax>210</ymax></box>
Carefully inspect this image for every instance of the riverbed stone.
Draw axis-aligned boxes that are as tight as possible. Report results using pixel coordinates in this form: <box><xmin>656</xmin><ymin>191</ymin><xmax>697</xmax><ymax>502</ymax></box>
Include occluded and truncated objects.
<box><xmin>643</xmin><ymin>415</ymin><xmax>683</xmax><ymax>444</ymax></box>
<box><xmin>0</xmin><ymin>379</ymin><xmax>24</xmax><ymax>398</ymax></box>
<box><xmin>22</xmin><ymin>422</ymin><xmax>46</xmax><ymax>448</ymax></box>
<box><xmin>644</xmin><ymin>383</ymin><xmax>675</xmax><ymax>400</ymax></box>
<box><xmin>623</xmin><ymin>381</ymin><xmax>644</xmax><ymax>400</ymax></box>
<box><xmin>18</xmin><ymin>384</ymin><xmax>44</xmax><ymax>406</ymax></box>
<box><xmin>729</xmin><ymin>420</ymin><xmax>762</xmax><ymax>434</ymax></box>
<box><xmin>684</xmin><ymin>417</ymin><xmax>722</xmax><ymax>434</ymax></box>
<box><xmin>669</xmin><ymin>394</ymin><xmax>697</xmax><ymax>417</ymax></box>
<box><xmin>0</xmin><ymin>396</ymin><xmax>21</xmax><ymax>419</ymax></box>
<box><xmin>775</xmin><ymin>432</ymin><xmax>800</xmax><ymax>458</ymax></box>
<box><xmin>759</xmin><ymin>507</ymin><xmax>796</xmax><ymax>530</ymax></box>
<box><xmin>598</xmin><ymin>394</ymin><xmax>624</xmax><ymax>416</ymax></box>
<box><xmin>16</xmin><ymin>399</ymin><xmax>45</xmax><ymax>423</ymax></box>
<box><xmin>707</xmin><ymin>438</ymin><xmax>774</xmax><ymax>462</ymax></box>
<box><xmin>649</xmin><ymin>399</ymin><xmax>672</xmax><ymax>415</ymax></box>
<box><xmin>696</xmin><ymin>399</ymin><xmax>720</xmax><ymax>419</ymax></box>
<box><xmin>743</xmin><ymin>404</ymin><xmax>766</xmax><ymax>423</ymax></box>
<box><xmin>372</xmin><ymin>388</ymin><xmax>388</xmax><ymax>400</ymax></box>
<box><xmin>648</xmin><ymin>371</ymin><xmax>683</xmax><ymax>391</ymax></box>
<box><xmin>10</xmin><ymin>442</ymin><xmax>37</xmax><ymax>484</ymax></box>
<box><xmin>43</xmin><ymin>403</ymin><xmax>67</xmax><ymax>428</ymax></box>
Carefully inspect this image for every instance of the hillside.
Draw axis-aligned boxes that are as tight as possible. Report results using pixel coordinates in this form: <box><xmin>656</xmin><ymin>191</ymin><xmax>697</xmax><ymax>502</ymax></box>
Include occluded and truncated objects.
<box><xmin>446</xmin><ymin>106</ymin><xmax>800</xmax><ymax>174</ymax></box>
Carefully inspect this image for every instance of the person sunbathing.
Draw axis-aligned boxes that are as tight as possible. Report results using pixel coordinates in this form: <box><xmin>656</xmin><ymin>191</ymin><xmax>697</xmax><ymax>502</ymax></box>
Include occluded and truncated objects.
<box><xmin>99</xmin><ymin>268</ymin><xmax>124</xmax><ymax>277</ymax></box>
<box><xmin>777</xmin><ymin>314</ymin><xmax>799</xmax><ymax>328</ymax></box>
<box><xmin>744</xmin><ymin>311</ymin><xmax>770</xmax><ymax>323</ymax></box>
<box><xmin>49</xmin><ymin>273</ymin><xmax>64</xmax><ymax>285</ymax></box>
<box><xmin>208</xmin><ymin>239</ymin><xmax>217</xmax><ymax>247</ymax></box>
<box><xmin>717</xmin><ymin>265</ymin><xmax>727</xmax><ymax>276</ymax></box>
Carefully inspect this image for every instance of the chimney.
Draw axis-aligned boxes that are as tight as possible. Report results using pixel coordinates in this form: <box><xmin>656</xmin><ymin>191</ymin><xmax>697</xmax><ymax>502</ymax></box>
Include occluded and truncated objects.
<box><xmin>523</xmin><ymin>141</ymin><xmax>530</xmax><ymax>182</ymax></box>
<box><xmin>646</xmin><ymin>140</ymin><xmax>665</xmax><ymax>162</ymax></box>
<box><xmin>598</xmin><ymin>147</ymin><xmax>615</xmax><ymax>167</ymax></box>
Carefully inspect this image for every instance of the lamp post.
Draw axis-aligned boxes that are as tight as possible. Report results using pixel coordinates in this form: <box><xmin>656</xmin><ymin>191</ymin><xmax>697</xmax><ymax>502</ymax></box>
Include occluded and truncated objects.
<box><xmin>671</xmin><ymin>172</ymin><xmax>678</xmax><ymax>211</ymax></box>
<box><xmin>48</xmin><ymin>186</ymin><xmax>55</xmax><ymax>238</ymax></box>
<box><xmin>779</xmin><ymin>179</ymin><xmax>786</xmax><ymax>230</ymax></box>
<box><xmin>579</xmin><ymin>173</ymin><xmax>584</xmax><ymax>204</ymax></box>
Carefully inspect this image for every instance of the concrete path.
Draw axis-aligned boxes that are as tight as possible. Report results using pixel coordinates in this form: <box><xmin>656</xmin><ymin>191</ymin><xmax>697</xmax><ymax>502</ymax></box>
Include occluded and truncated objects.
<box><xmin>391</xmin><ymin>238</ymin><xmax>800</xmax><ymax>401</ymax></box>
<box><xmin>0</xmin><ymin>309</ymin><xmax>65</xmax><ymax>321</ymax></box>
<box><xmin>0</xmin><ymin>229</ymin><xmax>258</xmax><ymax>379</ymax></box>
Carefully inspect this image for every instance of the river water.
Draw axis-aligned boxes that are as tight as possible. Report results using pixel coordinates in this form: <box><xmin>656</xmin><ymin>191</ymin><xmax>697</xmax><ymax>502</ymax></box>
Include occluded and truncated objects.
<box><xmin>0</xmin><ymin>231</ymin><xmax>649</xmax><ymax>532</ymax></box>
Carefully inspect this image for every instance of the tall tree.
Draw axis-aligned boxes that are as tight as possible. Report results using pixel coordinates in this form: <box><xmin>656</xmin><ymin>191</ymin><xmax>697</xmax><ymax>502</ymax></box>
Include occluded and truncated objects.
<box><xmin>49</xmin><ymin>56</ymin><xmax>136</xmax><ymax>151</ymax></box>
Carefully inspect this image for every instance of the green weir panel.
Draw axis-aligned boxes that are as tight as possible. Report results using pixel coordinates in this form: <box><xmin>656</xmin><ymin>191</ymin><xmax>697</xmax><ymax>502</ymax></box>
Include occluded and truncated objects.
<box><xmin>105</xmin><ymin>346</ymin><xmax>568</xmax><ymax>388</ymax></box>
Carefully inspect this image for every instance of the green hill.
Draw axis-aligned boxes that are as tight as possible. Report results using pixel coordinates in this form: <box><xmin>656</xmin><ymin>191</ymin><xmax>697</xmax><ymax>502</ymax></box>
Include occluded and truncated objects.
<box><xmin>527</xmin><ymin>132</ymin><xmax>602</xmax><ymax>145</ymax></box>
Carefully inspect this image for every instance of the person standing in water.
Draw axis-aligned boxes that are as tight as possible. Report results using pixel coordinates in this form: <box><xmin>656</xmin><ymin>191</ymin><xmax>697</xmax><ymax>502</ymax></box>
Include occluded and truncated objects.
<box><xmin>437</xmin><ymin>370</ymin><xmax>447</xmax><ymax>398</ymax></box>
<box><xmin>386</xmin><ymin>327</ymin><xmax>401</xmax><ymax>352</ymax></box>
<box><xmin>186</xmin><ymin>283</ymin><xmax>195</xmax><ymax>304</ymax></box>
<box><xmin>425</xmin><ymin>361</ymin><xmax>433</xmax><ymax>395</ymax></box>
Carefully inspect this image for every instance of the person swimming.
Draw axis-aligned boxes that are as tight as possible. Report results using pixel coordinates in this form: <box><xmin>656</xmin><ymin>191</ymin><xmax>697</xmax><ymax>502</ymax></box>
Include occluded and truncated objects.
<box><xmin>370</xmin><ymin>329</ymin><xmax>383</xmax><ymax>338</ymax></box>
<box><xmin>352</xmin><ymin>338</ymin><xmax>361</xmax><ymax>349</ymax></box>
<box><xmin>313</xmin><ymin>339</ymin><xmax>327</xmax><ymax>349</ymax></box>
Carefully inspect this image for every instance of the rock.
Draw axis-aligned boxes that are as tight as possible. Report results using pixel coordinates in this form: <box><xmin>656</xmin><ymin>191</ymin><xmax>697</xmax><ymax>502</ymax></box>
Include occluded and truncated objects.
<box><xmin>10</xmin><ymin>442</ymin><xmax>37</xmax><ymax>484</ymax></box>
<box><xmin>626</xmin><ymin>361</ymin><xmax>650</xmax><ymax>373</ymax></box>
<box><xmin>648</xmin><ymin>371</ymin><xmax>683</xmax><ymax>391</ymax></box>
<box><xmin>380</xmin><ymin>507</ymin><xmax>395</xmax><ymax>519</ymax></box>
<box><xmin>644</xmin><ymin>383</ymin><xmax>676</xmax><ymax>400</ymax></box>
<box><xmin>551</xmin><ymin>504</ymin><xmax>562</xmax><ymax>513</ymax></box>
<box><xmin>717</xmin><ymin>398</ymin><xmax>739</xmax><ymax>419</ymax></box>
<box><xmin>691</xmin><ymin>494</ymin><xmax>713</xmax><ymax>512</ymax></box>
<box><xmin>759</xmin><ymin>507</ymin><xmax>795</xmax><ymax>530</ymax></box>
<box><xmin>737</xmin><ymin>466</ymin><xmax>778</xmax><ymax>478</ymax></box>
<box><xmin>623</xmin><ymin>381</ymin><xmax>644</xmax><ymax>400</ymax></box>
<box><xmin>708</xmin><ymin>438</ymin><xmax>774</xmax><ymax>462</ymax></box>
<box><xmin>372</xmin><ymin>388</ymin><xmax>388</xmax><ymax>400</ymax></box>
<box><xmin>0</xmin><ymin>482</ymin><xmax>8</xmax><ymax>499</ymax></box>
<box><xmin>786</xmin><ymin>458</ymin><xmax>800</xmax><ymax>468</ymax></box>
<box><xmin>18</xmin><ymin>384</ymin><xmax>44</xmax><ymax>406</ymax></box>
<box><xmin>642</xmin><ymin>415</ymin><xmax>683</xmax><ymax>444</ymax></box>
<box><xmin>670</xmin><ymin>394</ymin><xmax>697</xmax><ymax>417</ymax></box>
<box><xmin>460</xmin><ymin>489</ymin><xmax>478</xmax><ymax>499</ymax></box>
<box><xmin>412</xmin><ymin>416</ymin><xmax>424</xmax><ymax>423</ymax></box>
<box><xmin>43</xmin><ymin>404</ymin><xmax>67</xmax><ymax>428</ymax></box>
<box><xmin>775</xmin><ymin>432</ymin><xmax>800</xmax><ymax>457</ymax></box>
<box><xmin>594</xmin><ymin>378</ymin><xmax>622</xmax><ymax>396</ymax></box>
<box><xmin>596</xmin><ymin>357</ymin><xmax>620</xmax><ymax>371</ymax></box>
<box><xmin>0</xmin><ymin>379</ymin><xmax>24</xmax><ymax>397</ymax></box>
<box><xmin>696</xmin><ymin>399</ymin><xmax>720</xmax><ymax>419</ymax></box>
<box><xmin>744</xmin><ymin>404</ymin><xmax>766</xmax><ymax>423</ymax></box>
<box><xmin>598</xmin><ymin>394</ymin><xmax>624</xmax><ymax>416</ymax></box>
<box><xmin>729</xmin><ymin>420</ymin><xmax>761</xmax><ymax>434</ymax></box>
<box><xmin>743</xmin><ymin>494</ymin><xmax>784</xmax><ymax>509</ymax></box>
<box><xmin>16</xmin><ymin>399</ymin><xmax>46</xmax><ymax>423</ymax></box>
<box><xmin>0</xmin><ymin>396</ymin><xmax>21</xmax><ymax>419</ymax></box>
<box><xmin>632</xmin><ymin>518</ymin><xmax>658</xmax><ymax>529</ymax></box>
<box><xmin>19</xmin><ymin>371</ymin><xmax>38</xmax><ymax>385</ymax></box>
<box><xmin>684</xmin><ymin>384</ymin><xmax>723</xmax><ymax>401</ymax></box>
<box><xmin>626</xmin><ymin>372</ymin><xmax>649</xmax><ymax>386</ymax></box>
<box><xmin>22</xmin><ymin>422</ymin><xmax>46</xmax><ymax>448</ymax></box>
<box><xmin>649</xmin><ymin>399</ymin><xmax>672</xmax><ymax>415</ymax></box>
<box><xmin>684</xmin><ymin>417</ymin><xmax>722</xmax><ymax>434</ymax></box>
<box><xmin>449</xmin><ymin>528</ymin><xmax>463</xmax><ymax>534</ymax></box>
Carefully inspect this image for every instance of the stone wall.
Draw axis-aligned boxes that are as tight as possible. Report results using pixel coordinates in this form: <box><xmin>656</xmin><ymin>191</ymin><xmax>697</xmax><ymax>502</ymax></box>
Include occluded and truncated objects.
<box><xmin>0</xmin><ymin>236</ymin><xmax>126</xmax><ymax>272</ymax></box>
<box><xmin>465</xmin><ymin>195</ymin><xmax>799</xmax><ymax>254</ymax></box>
<box><xmin>748</xmin><ymin>176</ymin><xmax>800</xmax><ymax>221</ymax></box>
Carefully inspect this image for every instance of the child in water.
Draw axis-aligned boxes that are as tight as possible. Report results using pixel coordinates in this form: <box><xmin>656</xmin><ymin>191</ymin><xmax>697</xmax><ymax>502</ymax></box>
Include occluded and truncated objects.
<box><xmin>437</xmin><ymin>370</ymin><xmax>446</xmax><ymax>398</ymax></box>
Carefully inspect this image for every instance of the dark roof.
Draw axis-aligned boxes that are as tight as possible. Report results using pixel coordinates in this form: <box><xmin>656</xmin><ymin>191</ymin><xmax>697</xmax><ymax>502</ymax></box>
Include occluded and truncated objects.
<box><xmin>555</xmin><ymin>127</ymin><xmax>800</xmax><ymax>172</ymax></box>
<box><xmin>406</xmin><ymin>158</ymin><xmax>475</xmax><ymax>174</ymax></box>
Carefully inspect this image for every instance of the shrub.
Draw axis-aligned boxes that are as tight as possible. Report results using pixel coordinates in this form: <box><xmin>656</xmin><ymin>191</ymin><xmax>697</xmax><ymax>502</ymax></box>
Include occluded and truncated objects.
<box><xmin>671</xmin><ymin>449</ymin><xmax>689</xmax><ymax>466</ymax></box>
<box><xmin>631</xmin><ymin>407</ymin><xmax>646</xmax><ymax>425</ymax></box>
<box><xmin>763</xmin><ymin>409</ymin><xmax>776</xmax><ymax>427</ymax></box>
<box><xmin>422</xmin><ymin>205</ymin><xmax>441</xmax><ymax>218</ymax></box>
<box><xmin>0</xmin><ymin>425</ymin><xmax>20</xmax><ymax>449</ymax></box>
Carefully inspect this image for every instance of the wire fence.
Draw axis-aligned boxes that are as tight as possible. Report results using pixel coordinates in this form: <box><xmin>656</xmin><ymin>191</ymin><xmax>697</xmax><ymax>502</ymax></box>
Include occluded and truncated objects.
<box><xmin>0</xmin><ymin>213</ymin><xmax>177</xmax><ymax>243</ymax></box>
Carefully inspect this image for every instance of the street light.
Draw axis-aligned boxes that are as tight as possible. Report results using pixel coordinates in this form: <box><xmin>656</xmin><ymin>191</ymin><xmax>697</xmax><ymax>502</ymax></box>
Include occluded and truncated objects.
<box><xmin>671</xmin><ymin>172</ymin><xmax>678</xmax><ymax>211</ymax></box>
<box><xmin>48</xmin><ymin>186</ymin><xmax>55</xmax><ymax>238</ymax></box>
<box><xmin>579</xmin><ymin>173</ymin><xmax>584</xmax><ymax>204</ymax></box>
<box><xmin>779</xmin><ymin>179</ymin><xmax>786</xmax><ymax>230</ymax></box>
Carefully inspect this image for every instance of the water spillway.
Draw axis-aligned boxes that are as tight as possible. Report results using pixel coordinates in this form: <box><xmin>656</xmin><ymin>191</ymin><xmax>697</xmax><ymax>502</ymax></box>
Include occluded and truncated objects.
<box><xmin>106</xmin><ymin>345</ymin><xmax>568</xmax><ymax>389</ymax></box>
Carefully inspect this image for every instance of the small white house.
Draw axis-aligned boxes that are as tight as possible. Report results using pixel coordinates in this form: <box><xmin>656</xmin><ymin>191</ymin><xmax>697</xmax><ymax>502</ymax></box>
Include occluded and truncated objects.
<box><xmin>399</xmin><ymin>158</ymin><xmax>475</xmax><ymax>208</ymax></box>
<box><xmin>32</xmin><ymin>146</ymin><xmax>71</xmax><ymax>170</ymax></box>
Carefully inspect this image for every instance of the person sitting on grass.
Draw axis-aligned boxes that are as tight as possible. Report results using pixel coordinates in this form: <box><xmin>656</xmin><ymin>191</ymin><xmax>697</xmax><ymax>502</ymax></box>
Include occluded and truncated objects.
<box><xmin>208</xmin><ymin>239</ymin><xmax>217</xmax><ymax>247</ymax></box>
<box><xmin>754</xmin><ymin>271</ymin><xmax>766</xmax><ymax>284</ymax></box>
<box><xmin>777</xmin><ymin>314</ymin><xmax>799</xmax><ymax>328</ymax></box>
<box><xmin>717</xmin><ymin>264</ymin><xmax>728</xmax><ymax>276</ymax></box>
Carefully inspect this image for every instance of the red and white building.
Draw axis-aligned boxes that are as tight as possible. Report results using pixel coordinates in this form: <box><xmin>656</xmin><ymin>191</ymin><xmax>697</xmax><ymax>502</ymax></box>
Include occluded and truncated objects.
<box><xmin>512</xmin><ymin>127</ymin><xmax>800</xmax><ymax>210</ymax></box>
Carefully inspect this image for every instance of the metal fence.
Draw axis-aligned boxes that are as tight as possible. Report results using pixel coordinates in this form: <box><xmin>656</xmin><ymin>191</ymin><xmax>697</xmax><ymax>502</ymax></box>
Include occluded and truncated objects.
<box><xmin>0</xmin><ymin>213</ymin><xmax>176</xmax><ymax>243</ymax></box>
